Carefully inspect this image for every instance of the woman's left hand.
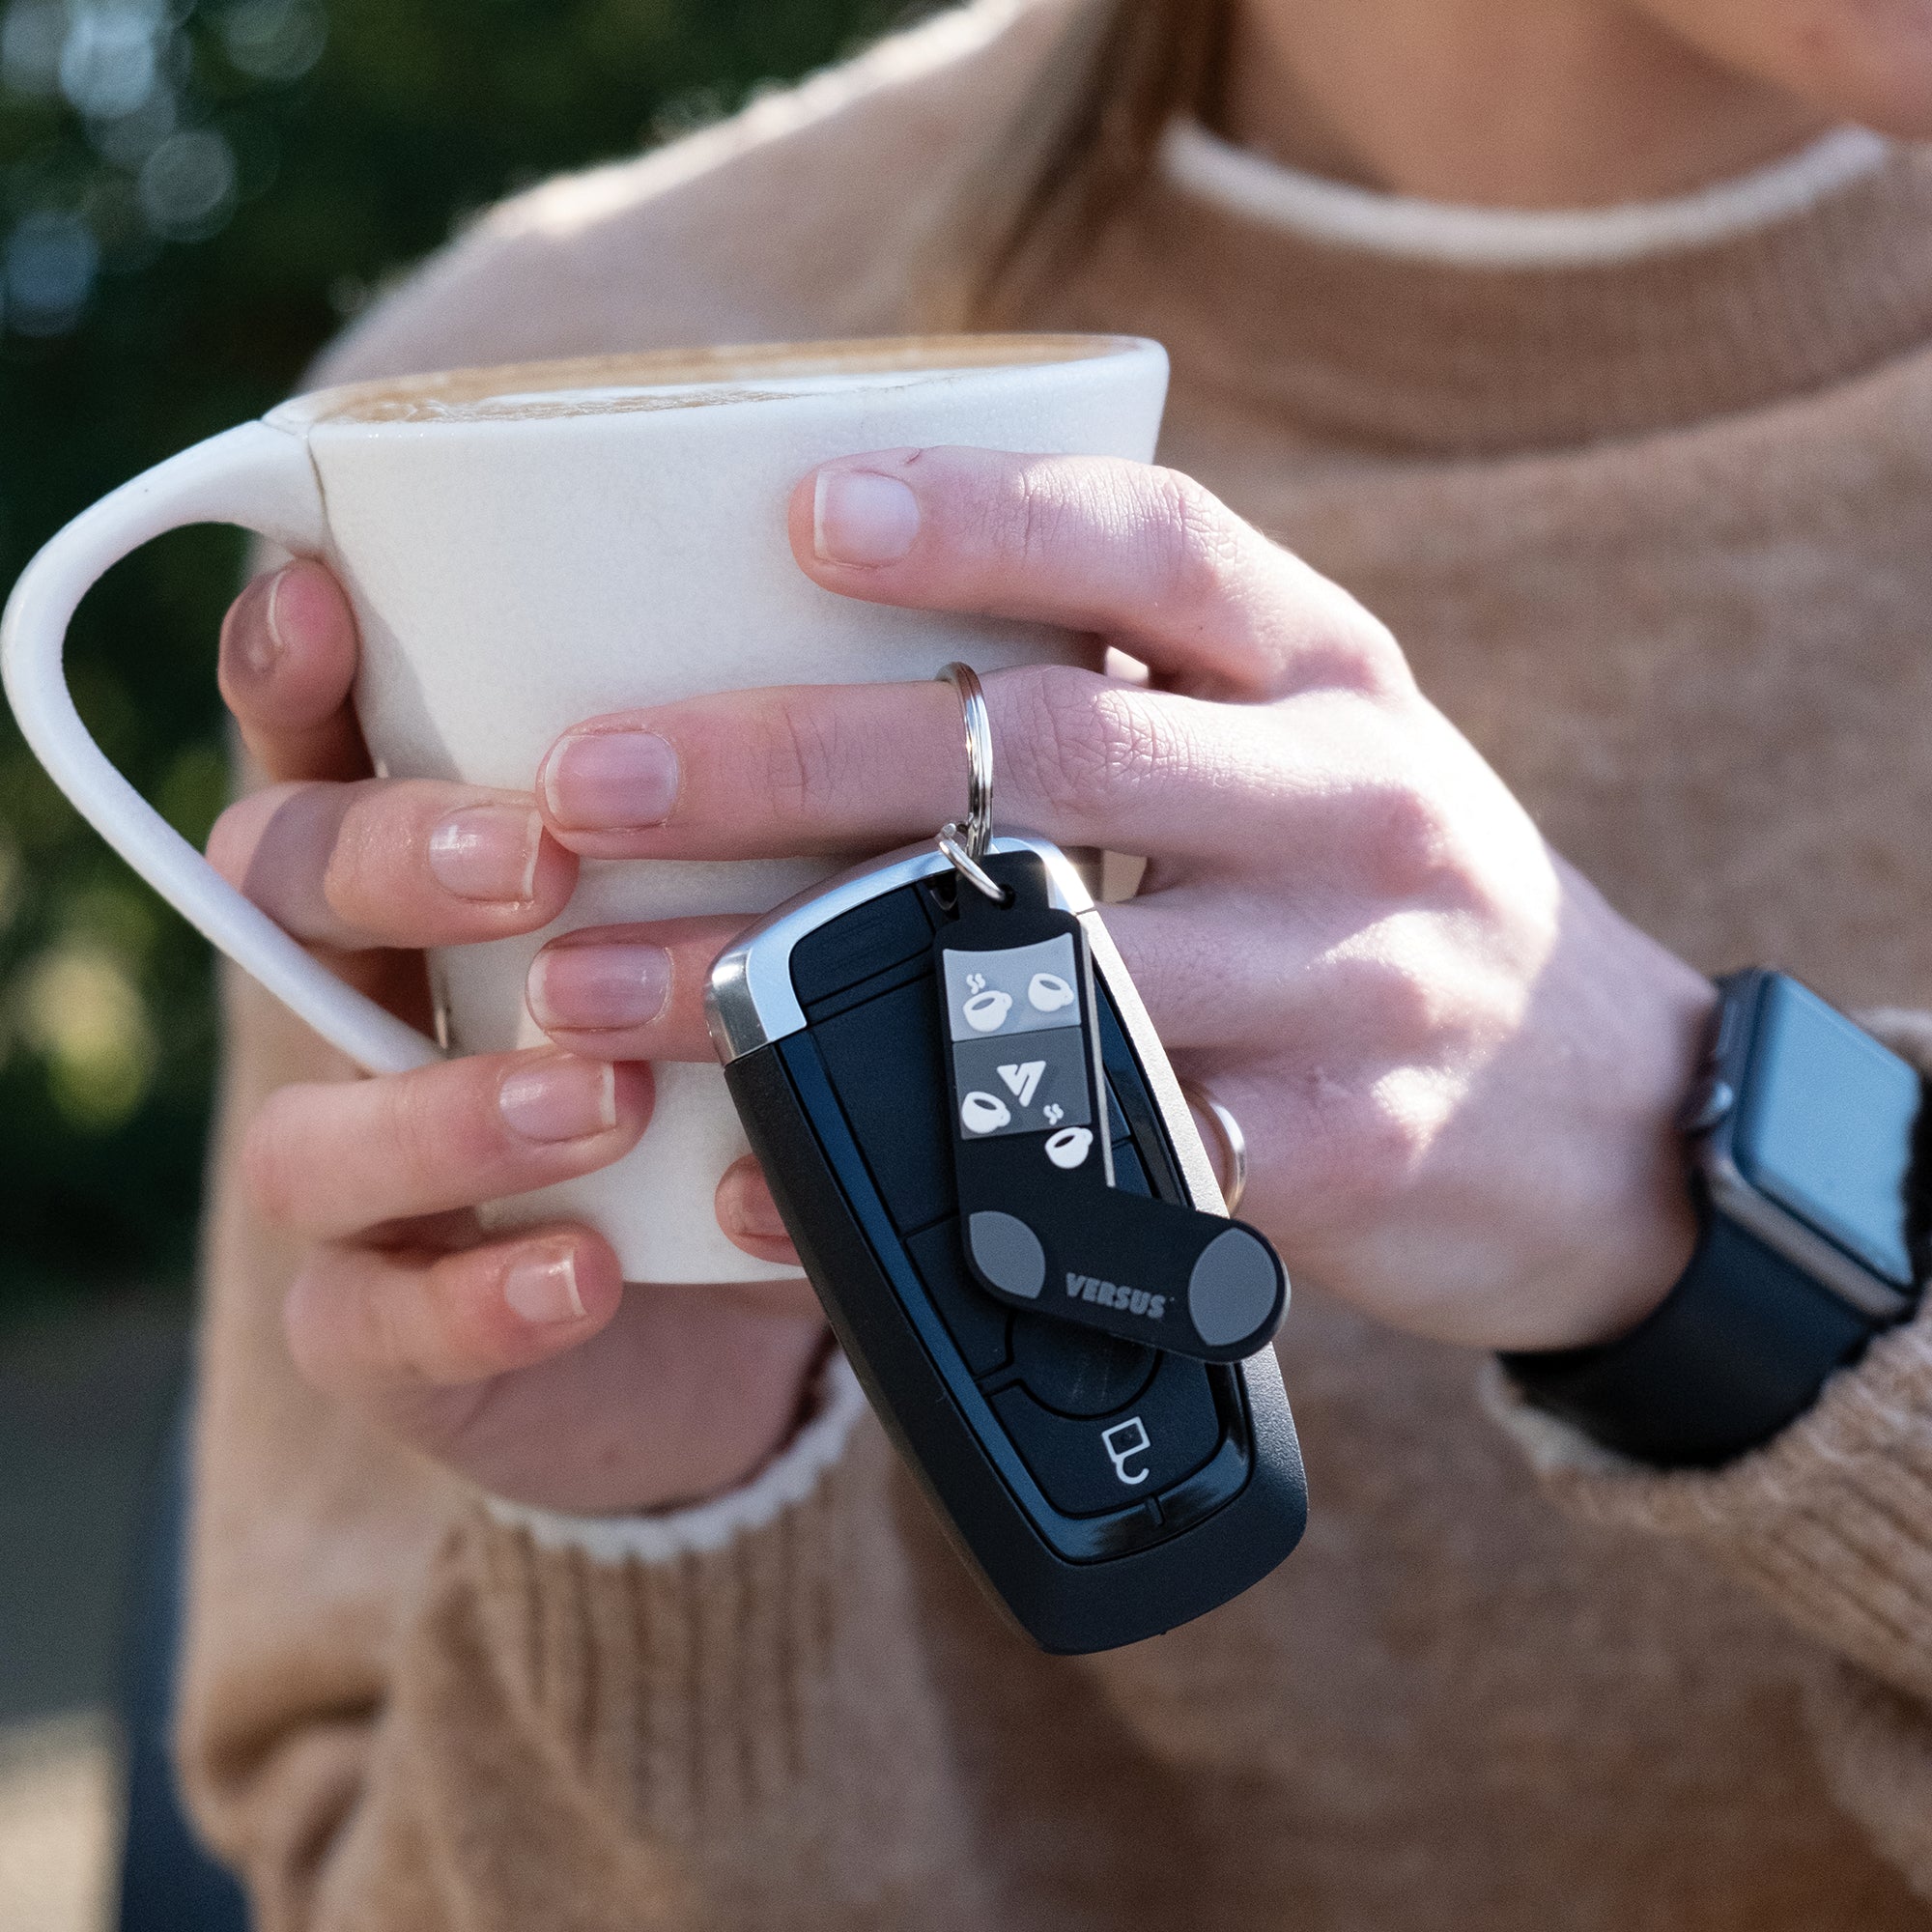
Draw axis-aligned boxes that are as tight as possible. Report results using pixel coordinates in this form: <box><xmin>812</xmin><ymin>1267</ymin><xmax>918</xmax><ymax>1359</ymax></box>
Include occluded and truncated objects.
<box><xmin>529</xmin><ymin>447</ymin><xmax>1716</xmax><ymax>1353</ymax></box>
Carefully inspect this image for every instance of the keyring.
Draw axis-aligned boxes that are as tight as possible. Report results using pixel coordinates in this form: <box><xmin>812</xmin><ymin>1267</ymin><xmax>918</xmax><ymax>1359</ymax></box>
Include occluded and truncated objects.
<box><xmin>1181</xmin><ymin>1079</ymin><xmax>1249</xmax><ymax>1217</ymax></box>
<box><xmin>935</xmin><ymin>662</ymin><xmax>1009</xmax><ymax>903</ymax></box>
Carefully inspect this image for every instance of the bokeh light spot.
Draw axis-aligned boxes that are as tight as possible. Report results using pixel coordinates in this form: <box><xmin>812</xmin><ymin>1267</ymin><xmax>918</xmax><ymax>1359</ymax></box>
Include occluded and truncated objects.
<box><xmin>0</xmin><ymin>0</ymin><xmax>67</xmax><ymax>97</ymax></box>
<box><xmin>136</xmin><ymin>126</ymin><xmax>237</xmax><ymax>239</ymax></box>
<box><xmin>17</xmin><ymin>945</ymin><xmax>157</xmax><ymax>1130</ymax></box>
<box><xmin>59</xmin><ymin>0</ymin><xmax>166</xmax><ymax>121</ymax></box>
<box><xmin>4</xmin><ymin>212</ymin><xmax>99</xmax><ymax>334</ymax></box>
<box><xmin>89</xmin><ymin>78</ymin><xmax>177</xmax><ymax>167</ymax></box>
<box><xmin>218</xmin><ymin>0</ymin><xmax>324</xmax><ymax>83</ymax></box>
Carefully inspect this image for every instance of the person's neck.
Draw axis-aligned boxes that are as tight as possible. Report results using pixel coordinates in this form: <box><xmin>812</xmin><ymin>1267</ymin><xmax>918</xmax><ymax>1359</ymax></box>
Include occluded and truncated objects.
<box><xmin>1219</xmin><ymin>0</ymin><xmax>1834</xmax><ymax>209</ymax></box>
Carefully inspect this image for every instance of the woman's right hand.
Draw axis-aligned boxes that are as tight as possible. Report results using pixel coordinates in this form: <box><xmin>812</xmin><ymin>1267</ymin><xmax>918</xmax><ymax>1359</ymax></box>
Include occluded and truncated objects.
<box><xmin>208</xmin><ymin>559</ymin><xmax>828</xmax><ymax>1515</ymax></box>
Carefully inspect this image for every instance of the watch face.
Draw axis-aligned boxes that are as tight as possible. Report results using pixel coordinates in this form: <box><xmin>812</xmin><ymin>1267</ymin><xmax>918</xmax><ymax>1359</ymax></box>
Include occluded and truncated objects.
<box><xmin>1733</xmin><ymin>977</ymin><xmax>1929</xmax><ymax>1290</ymax></box>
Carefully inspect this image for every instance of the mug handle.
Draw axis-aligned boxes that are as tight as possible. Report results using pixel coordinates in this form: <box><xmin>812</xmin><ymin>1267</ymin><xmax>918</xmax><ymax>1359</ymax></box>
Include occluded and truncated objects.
<box><xmin>1</xmin><ymin>420</ymin><xmax>440</xmax><ymax>1075</ymax></box>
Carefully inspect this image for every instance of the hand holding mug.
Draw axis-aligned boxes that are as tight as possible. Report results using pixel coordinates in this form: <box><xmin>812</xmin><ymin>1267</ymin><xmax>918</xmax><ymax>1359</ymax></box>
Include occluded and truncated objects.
<box><xmin>211</xmin><ymin>556</ymin><xmax>828</xmax><ymax>1513</ymax></box>
<box><xmin>211</xmin><ymin>444</ymin><xmax>1714</xmax><ymax>1517</ymax></box>
<box><xmin>536</xmin><ymin>445</ymin><xmax>1719</xmax><ymax>1358</ymax></box>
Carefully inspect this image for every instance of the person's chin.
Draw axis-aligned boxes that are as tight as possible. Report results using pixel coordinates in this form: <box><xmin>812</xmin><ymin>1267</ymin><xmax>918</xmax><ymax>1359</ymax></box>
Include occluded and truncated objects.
<box><xmin>1764</xmin><ymin>13</ymin><xmax>1932</xmax><ymax>140</ymax></box>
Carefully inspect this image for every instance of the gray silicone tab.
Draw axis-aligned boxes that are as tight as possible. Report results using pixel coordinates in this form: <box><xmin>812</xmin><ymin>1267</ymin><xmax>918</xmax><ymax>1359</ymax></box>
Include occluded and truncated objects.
<box><xmin>943</xmin><ymin>935</ymin><xmax>1082</xmax><ymax>1043</ymax></box>
<box><xmin>969</xmin><ymin>1210</ymin><xmax>1047</xmax><ymax>1299</ymax></box>
<box><xmin>1187</xmin><ymin>1227</ymin><xmax>1279</xmax><ymax>1349</ymax></box>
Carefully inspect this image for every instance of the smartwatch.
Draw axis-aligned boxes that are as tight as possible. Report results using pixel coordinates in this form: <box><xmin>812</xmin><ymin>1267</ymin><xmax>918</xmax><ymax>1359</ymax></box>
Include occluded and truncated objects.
<box><xmin>1502</xmin><ymin>971</ymin><xmax>1929</xmax><ymax>1467</ymax></box>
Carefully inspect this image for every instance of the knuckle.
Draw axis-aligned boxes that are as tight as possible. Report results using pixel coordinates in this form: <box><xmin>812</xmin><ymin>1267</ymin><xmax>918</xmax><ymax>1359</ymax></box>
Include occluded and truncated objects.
<box><xmin>1300</xmin><ymin>590</ymin><xmax>1413</xmax><ymax>698</ymax></box>
<box><xmin>240</xmin><ymin>1094</ymin><xmax>302</xmax><ymax>1225</ymax></box>
<box><xmin>987</xmin><ymin>458</ymin><xmax>1074</xmax><ymax>571</ymax></box>
<box><xmin>411</xmin><ymin>1254</ymin><xmax>486</xmax><ymax>1381</ymax></box>
<box><xmin>279</xmin><ymin>1257</ymin><xmax>335</xmax><ymax>1384</ymax></box>
<box><xmin>1301</xmin><ymin>1072</ymin><xmax>1435</xmax><ymax>1220</ymax></box>
<box><xmin>204</xmin><ymin>800</ymin><xmax>257</xmax><ymax>886</ymax></box>
<box><xmin>377</xmin><ymin>1067</ymin><xmax>475</xmax><ymax>1198</ymax></box>
<box><xmin>320</xmin><ymin>784</ymin><xmax>405</xmax><ymax>922</ymax></box>
<box><xmin>757</xmin><ymin>695</ymin><xmax>867</xmax><ymax>821</ymax></box>
<box><xmin>1344</xmin><ymin>612</ymin><xmax>1415</xmax><ymax>696</ymax></box>
<box><xmin>1141</xmin><ymin>468</ymin><xmax>1244</xmax><ymax>615</ymax></box>
<box><xmin>282</xmin><ymin>1242</ymin><xmax>435</xmax><ymax>1393</ymax></box>
<box><xmin>1004</xmin><ymin>667</ymin><xmax>1173</xmax><ymax>826</ymax></box>
<box><xmin>1347</xmin><ymin>779</ymin><xmax>1466</xmax><ymax>902</ymax></box>
<box><xmin>1344</xmin><ymin>952</ymin><xmax>1443</xmax><ymax>1050</ymax></box>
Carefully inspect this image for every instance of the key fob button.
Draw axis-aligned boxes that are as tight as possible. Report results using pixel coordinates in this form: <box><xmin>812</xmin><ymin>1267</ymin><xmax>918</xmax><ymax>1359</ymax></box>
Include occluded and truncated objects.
<box><xmin>1188</xmin><ymin>1227</ymin><xmax>1281</xmax><ymax>1350</ymax></box>
<box><xmin>813</xmin><ymin>979</ymin><xmax>953</xmax><ymax>1233</ymax></box>
<box><xmin>788</xmin><ymin>887</ymin><xmax>930</xmax><ymax>1005</ymax></box>
<box><xmin>968</xmin><ymin>1210</ymin><xmax>1046</xmax><ymax>1297</ymax></box>
<box><xmin>1009</xmin><ymin>1313</ymin><xmax>1155</xmax><ymax>1417</ymax></box>
<box><xmin>908</xmin><ymin>1222</ymin><xmax>1011</xmax><ymax>1376</ymax></box>
<box><xmin>990</xmin><ymin>1354</ymin><xmax>1221</xmax><ymax>1517</ymax></box>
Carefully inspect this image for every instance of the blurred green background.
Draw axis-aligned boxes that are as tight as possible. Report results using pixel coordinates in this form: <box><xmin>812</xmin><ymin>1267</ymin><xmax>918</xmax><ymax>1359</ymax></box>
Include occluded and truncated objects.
<box><xmin>0</xmin><ymin>0</ymin><xmax>907</xmax><ymax>1314</ymax></box>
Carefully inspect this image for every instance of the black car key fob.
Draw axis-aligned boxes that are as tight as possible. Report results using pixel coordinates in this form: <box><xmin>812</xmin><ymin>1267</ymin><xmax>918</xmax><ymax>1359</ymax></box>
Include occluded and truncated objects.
<box><xmin>708</xmin><ymin>834</ymin><xmax>1307</xmax><ymax>1654</ymax></box>
<box><xmin>938</xmin><ymin>871</ymin><xmax>1287</xmax><ymax>1361</ymax></box>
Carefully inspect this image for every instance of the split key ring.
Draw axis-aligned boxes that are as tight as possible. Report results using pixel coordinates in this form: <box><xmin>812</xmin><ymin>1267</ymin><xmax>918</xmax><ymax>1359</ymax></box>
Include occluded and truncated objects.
<box><xmin>935</xmin><ymin>662</ymin><xmax>1009</xmax><ymax>903</ymax></box>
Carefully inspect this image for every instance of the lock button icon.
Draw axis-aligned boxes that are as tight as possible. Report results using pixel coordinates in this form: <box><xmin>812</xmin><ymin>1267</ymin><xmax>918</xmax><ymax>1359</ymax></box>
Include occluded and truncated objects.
<box><xmin>1101</xmin><ymin>1416</ymin><xmax>1152</xmax><ymax>1486</ymax></box>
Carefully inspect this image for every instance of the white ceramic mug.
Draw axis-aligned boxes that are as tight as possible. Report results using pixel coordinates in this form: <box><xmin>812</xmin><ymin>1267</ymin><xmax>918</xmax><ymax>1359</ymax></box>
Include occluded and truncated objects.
<box><xmin>2</xmin><ymin>333</ymin><xmax>1170</xmax><ymax>1283</ymax></box>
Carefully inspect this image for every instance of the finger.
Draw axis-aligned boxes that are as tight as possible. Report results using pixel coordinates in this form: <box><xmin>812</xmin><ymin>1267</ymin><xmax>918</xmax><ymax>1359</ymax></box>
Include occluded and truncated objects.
<box><xmin>218</xmin><ymin>560</ymin><xmax>370</xmax><ymax>783</ymax></box>
<box><xmin>283</xmin><ymin>1226</ymin><xmax>622</xmax><ymax>1395</ymax></box>
<box><xmin>715</xmin><ymin>1154</ymin><xmax>803</xmax><ymax>1270</ymax></box>
<box><xmin>521</xmin><ymin>888</ymin><xmax>1318</xmax><ymax>1062</ymax></box>
<box><xmin>519</xmin><ymin>895</ymin><xmax>1302</xmax><ymax>1065</ymax></box>
<box><xmin>526</xmin><ymin>915</ymin><xmax>747</xmax><ymax>1062</ymax></box>
<box><xmin>538</xmin><ymin>668</ymin><xmax>1297</xmax><ymax>863</ymax></box>
<box><xmin>244</xmin><ymin>1050</ymin><xmax>651</xmax><ymax>1240</ymax></box>
<box><xmin>207</xmin><ymin>777</ymin><xmax>576</xmax><ymax>950</ymax></box>
<box><xmin>790</xmin><ymin>447</ymin><xmax>1407</xmax><ymax>701</ymax></box>
<box><xmin>1093</xmin><ymin>893</ymin><xmax>1315</xmax><ymax>1052</ymax></box>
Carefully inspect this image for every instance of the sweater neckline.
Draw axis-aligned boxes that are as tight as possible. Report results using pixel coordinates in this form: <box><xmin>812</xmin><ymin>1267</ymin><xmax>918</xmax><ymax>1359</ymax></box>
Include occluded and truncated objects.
<box><xmin>1158</xmin><ymin>119</ymin><xmax>1893</xmax><ymax>270</ymax></box>
<box><xmin>1105</xmin><ymin>122</ymin><xmax>1932</xmax><ymax>455</ymax></box>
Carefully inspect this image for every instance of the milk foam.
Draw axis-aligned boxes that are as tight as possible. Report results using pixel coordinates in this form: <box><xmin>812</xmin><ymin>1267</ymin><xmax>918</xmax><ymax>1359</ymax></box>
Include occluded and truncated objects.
<box><xmin>276</xmin><ymin>335</ymin><xmax>1132</xmax><ymax>430</ymax></box>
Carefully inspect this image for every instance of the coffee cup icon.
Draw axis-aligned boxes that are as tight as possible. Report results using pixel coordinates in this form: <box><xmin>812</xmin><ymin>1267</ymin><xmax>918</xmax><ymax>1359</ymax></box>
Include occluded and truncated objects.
<box><xmin>1028</xmin><ymin>972</ymin><xmax>1076</xmax><ymax>1013</ymax></box>
<box><xmin>960</xmin><ymin>1092</ymin><xmax>1011</xmax><ymax>1134</ymax></box>
<box><xmin>963</xmin><ymin>989</ymin><xmax>1012</xmax><ymax>1033</ymax></box>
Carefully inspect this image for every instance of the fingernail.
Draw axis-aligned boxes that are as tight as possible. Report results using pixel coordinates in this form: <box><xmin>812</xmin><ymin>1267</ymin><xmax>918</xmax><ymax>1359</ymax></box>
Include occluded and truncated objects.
<box><xmin>527</xmin><ymin>942</ymin><xmax>671</xmax><ymax>1033</ymax></box>
<box><xmin>251</xmin><ymin>568</ymin><xmax>292</xmax><ymax>675</ymax></box>
<box><xmin>724</xmin><ymin>1172</ymin><xmax>788</xmax><ymax>1242</ymax></box>
<box><xmin>428</xmin><ymin>805</ymin><xmax>543</xmax><ymax>902</ymax></box>
<box><xmin>813</xmin><ymin>469</ymin><xmax>920</xmax><ymax>565</ymax></box>
<box><xmin>498</xmin><ymin>1056</ymin><xmax>618</xmax><ymax>1144</ymax></box>
<box><xmin>544</xmin><ymin>731</ymin><xmax>678</xmax><ymax>831</ymax></box>
<box><xmin>504</xmin><ymin>1246</ymin><xmax>587</xmax><ymax>1324</ymax></box>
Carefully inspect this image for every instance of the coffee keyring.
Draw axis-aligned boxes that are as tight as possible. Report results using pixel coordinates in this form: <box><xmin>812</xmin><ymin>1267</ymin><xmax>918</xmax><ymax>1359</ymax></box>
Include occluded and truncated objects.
<box><xmin>935</xmin><ymin>661</ymin><xmax>1009</xmax><ymax>904</ymax></box>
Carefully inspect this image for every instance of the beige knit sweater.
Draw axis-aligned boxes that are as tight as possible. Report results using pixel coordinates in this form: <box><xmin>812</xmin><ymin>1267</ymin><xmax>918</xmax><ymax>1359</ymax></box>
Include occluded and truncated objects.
<box><xmin>180</xmin><ymin>4</ymin><xmax>1932</xmax><ymax>1924</ymax></box>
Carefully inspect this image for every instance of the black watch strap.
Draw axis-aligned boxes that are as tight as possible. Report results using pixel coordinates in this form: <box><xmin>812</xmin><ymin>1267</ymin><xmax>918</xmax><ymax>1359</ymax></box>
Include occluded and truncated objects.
<box><xmin>1500</xmin><ymin>1197</ymin><xmax>1875</xmax><ymax>1468</ymax></box>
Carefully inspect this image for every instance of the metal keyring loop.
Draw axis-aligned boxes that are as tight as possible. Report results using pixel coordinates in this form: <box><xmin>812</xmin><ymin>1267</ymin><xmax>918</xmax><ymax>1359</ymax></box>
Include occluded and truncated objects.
<box><xmin>1181</xmin><ymin>1079</ymin><xmax>1249</xmax><ymax>1217</ymax></box>
<box><xmin>935</xmin><ymin>662</ymin><xmax>1008</xmax><ymax>902</ymax></box>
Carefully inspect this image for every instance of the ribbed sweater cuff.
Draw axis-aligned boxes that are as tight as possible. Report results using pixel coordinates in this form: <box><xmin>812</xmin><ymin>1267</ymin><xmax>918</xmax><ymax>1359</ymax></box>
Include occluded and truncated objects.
<box><xmin>1483</xmin><ymin>1303</ymin><xmax>1932</xmax><ymax>1700</ymax></box>
<box><xmin>1486</xmin><ymin>1003</ymin><xmax>1932</xmax><ymax>1699</ymax></box>
<box><xmin>480</xmin><ymin>1352</ymin><xmax>866</xmax><ymax>1564</ymax></box>
<box><xmin>457</xmin><ymin>1384</ymin><xmax>900</xmax><ymax>1841</ymax></box>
